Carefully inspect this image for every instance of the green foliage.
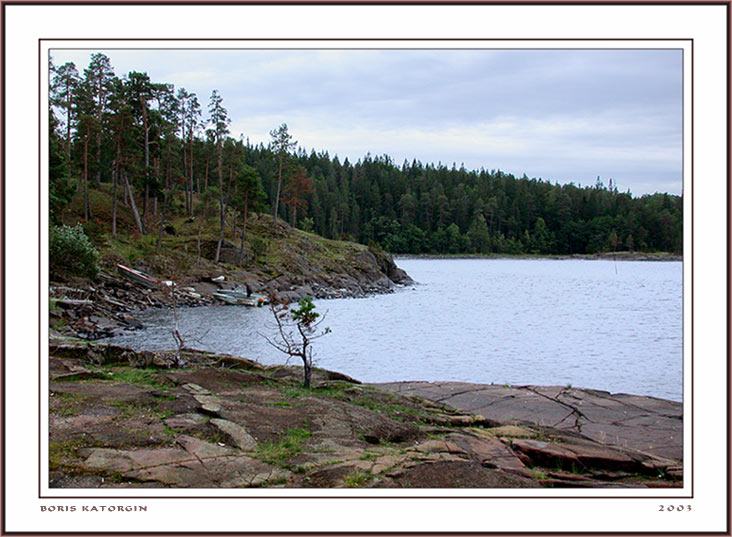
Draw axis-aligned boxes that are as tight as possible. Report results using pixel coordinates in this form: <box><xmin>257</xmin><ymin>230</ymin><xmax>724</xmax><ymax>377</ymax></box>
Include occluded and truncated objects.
<box><xmin>467</xmin><ymin>213</ymin><xmax>490</xmax><ymax>253</ymax></box>
<box><xmin>49</xmin><ymin>54</ymin><xmax>683</xmax><ymax>257</ymax></box>
<box><xmin>256</xmin><ymin>427</ymin><xmax>311</xmax><ymax>466</ymax></box>
<box><xmin>233</xmin><ymin>165</ymin><xmax>266</xmax><ymax>215</ymax></box>
<box><xmin>49</xmin><ymin>439</ymin><xmax>89</xmax><ymax>471</ymax></box>
<box><xmin>299</xmin><ymin>216</ymin><xmax>315</xmax><ymax>233</ymax></box>
<box><xmin>249</xmin><ymin>236</ymin><xmax>269</xmax><ymax>260</ymax></box>
<box><xmin>266</xmin><ymin>296</ymin><xmax>330</xmax><ymax>388</ymax></box>
<box><xmin>52</xmin><ymin>392</ymin><xmax>92</xmax><ymax>416</ymax></box>
<box><xmin>343</xmin><ymin>469</ymin><xmax>373</xmax><ymax>487</ymax></box>
<box><xmin>291</xmin><ymin>296</ymin><xmax>319</xmax><ymax>326</ymax></box>
<box><xmin>48</xmin><ymin>113</ymin><xmax>74</xmax><ymax>225</ymax></box>
<box><xmin>49</xmin><ymin>224</ymin><xmax>100</xmax><ymax>279</ymax></box>
<box><xmin>102</xmin><ymin>366</ymin><xmax>172</xmax><ymax>391</ymax></box>
<box><xmin>280</xmin><ymin>382</ymin><xmax>349</xmax><ymax>401</ymax></box>
<box><xmin>530</xmin><ymin>217</ymin><xmax>554</xmax><ymax>254</ymax></box>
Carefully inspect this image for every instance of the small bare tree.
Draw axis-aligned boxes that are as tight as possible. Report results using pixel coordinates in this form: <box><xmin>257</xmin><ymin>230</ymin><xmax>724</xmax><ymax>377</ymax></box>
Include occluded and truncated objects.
<box><xmin>160</xmin><ymin>280</ymin><xmax>186</xmax><ymax>367</ymax></box>
<box><xmin>263</xmin><ymin>294</ymin><xmax>330</xmax><ymax>388</ymax></box>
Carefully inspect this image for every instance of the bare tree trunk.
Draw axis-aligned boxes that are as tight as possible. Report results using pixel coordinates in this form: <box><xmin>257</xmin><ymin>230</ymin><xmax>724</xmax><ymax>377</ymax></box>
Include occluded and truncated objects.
<box><xmin>239</xmin><ymin>192</ymin><xmax>249</xmax><ymax>261</ymax></box>
<box><xmin>83</xmin><ymin>136</ymin><xmax>90</xmax><ymax>221</ymax></box>
<box><xmin>215</xmin><ymin>205</ymin><xmax>225</xmax><ymax>262</ymax></box>
<box><xmin>95</xmin><ymin>138</ymin><xmax>102</xmax><ymax>187</ymax></box>
<box><xmin>123</xmin><ymin>172</ymin><xmax>144</xmax><ymax>235</ymax></box>
<box><xmin>190</xmin><ymin>138</ymin><xmax>196</xmax><ymax>195</ymax></box>
<box><xmin>112</xmin><ymin>138</ymin><xmax>122</xmax><ymax>236</ymax></box>
<box><xmin>123</xmin><ymin>178</ymin><xmax>130</xmax><ymax>207</ymax></box>
<box><xmin>182</xmin><ymin>141</ymin><xmax>190</xmax><ymax>216</ymax></box>
<box><xmin>65</xmin><ymin>93</ymin><xmax>72</xmax><ymax>166</ymax></box>
<box><xmin>204</xmin><ymin>156</ymin><xmax>209</xmax><ymax>192</ymax></box>
<box><xmin>273</xmin><ymin>154</ymin><xmax>283</xmax><ymax>227</ymax></box>
<box><xmin>143</xmin><ymin>114</ymin><xmax>150</xmax><ymax>218</ymax></box>
<box><xmin>196</xmin><ymin>219</ymin><xmax>203</xmax><ymax>263</ymax></box>
<box><xmin>112</xmin><ymin>166</ymin><xmax>118</xmax><ymax>236</ymax></box>
<box><xmin>95</xmin><ymin>78</ymin><xmax>103</xmax><ymax>188</ymax></box>
<box><xmin>300</xmin><ymin>331</ymin><xmax>312</xmax><ymax>389</ymax></box>
<box><xmin>171</xmin><ymin>284</ymin><xmax>185</xmax><ymax>364</ymax></box>
<box><xmin>303</xmin><ymin>358</ymin><xmax>312</xmax><ymax>389</ymax></box>
<box><xmin>215</xmin><ymin>141</ymin><xmax>225</xmax><ymax>263</ymax></box>
<box><xmin>156</xmin><ymin>195</ymin><xmax>166</xmax><ymax>250</ymax></box>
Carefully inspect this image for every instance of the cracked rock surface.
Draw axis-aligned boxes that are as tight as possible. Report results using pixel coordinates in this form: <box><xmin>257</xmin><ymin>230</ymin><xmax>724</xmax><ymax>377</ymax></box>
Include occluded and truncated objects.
<box><xmin>49</xmin><ymin>342</ymin><xmax>682</xmax><ymax>489</ymax></box>
<box><xmin>370</xmin><ymin>382</ymin><xmax>683</xmax><ymax>461</ymax></box>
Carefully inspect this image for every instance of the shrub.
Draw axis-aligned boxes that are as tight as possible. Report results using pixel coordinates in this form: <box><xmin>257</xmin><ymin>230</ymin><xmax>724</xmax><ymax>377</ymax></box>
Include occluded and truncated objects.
<box><xmin>49</xmin><ymin>224</ymin><xmax>100</xmax><ymax>279</ymax></box>
<box><xmin>250</xmin><ymin>236</ymin><xmax>269</xmax><ymax>260</ymax></box>
<box><xmin>298</xmin><ymin>217</ymin><xmax>314</xmax><ymax>233</ymax></box>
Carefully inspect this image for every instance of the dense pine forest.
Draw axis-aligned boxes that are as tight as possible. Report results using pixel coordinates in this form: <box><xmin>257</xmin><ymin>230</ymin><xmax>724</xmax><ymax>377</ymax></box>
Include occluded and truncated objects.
<box><xmin>50</xmin><ymin>53</ymin><xmax>683</xmax><ymax>258</ymax></box>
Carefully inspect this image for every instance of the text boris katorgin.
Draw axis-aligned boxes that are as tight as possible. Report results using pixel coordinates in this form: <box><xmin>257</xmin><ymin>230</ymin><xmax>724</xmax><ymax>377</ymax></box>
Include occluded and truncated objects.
<box><xmin>40</xmin><ymin>505</ymin><xmax>148</xmax><ymax>512</ymax></box>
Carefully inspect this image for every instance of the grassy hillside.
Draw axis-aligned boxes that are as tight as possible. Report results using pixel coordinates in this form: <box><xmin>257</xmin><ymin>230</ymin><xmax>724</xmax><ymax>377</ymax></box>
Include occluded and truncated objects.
<box><xmin>53</xmin><ymin>182</ymin><xmax>409</xmax><ymax>300</ymax></box>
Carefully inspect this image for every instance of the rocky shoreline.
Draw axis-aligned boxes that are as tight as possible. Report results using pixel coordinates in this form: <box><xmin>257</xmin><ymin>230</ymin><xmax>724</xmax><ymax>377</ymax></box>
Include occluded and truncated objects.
<box><xmin>373</xmin><ymin>381</ymin><xmax>683</xmax><ymax>462</ymax></box>
<box><xmin>49</xmin><ymin>341</ymin><xmax>682</xmax><ymax>489</ymax></box>
<box><xmin>50</xmin><ymin>244</ymin><xmax>412</xmax><ymax>341</ymax></box>
<box><xmin>48</xmin><ymin>225</ymin><xmax>683</xmax><ymax>489</ymax></box>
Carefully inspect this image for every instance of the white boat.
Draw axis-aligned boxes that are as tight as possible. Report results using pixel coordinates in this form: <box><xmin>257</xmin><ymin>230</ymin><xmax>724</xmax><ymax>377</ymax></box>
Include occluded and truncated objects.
<box><xmin>212</xmin><ymin>290</ymin><xmax>268</xmax><ymax>307</ymax></box>
<box><xmin>117</xmin><ymin>264</ymin><xmax>158</xmax><ymax>289</ymax></box>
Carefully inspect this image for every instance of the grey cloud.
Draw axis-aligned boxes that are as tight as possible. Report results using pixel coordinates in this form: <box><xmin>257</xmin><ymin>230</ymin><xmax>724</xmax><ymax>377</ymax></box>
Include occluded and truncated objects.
<box><xmin>50</xmin><ymin>47</ymin><xmax>682</xmax><ymax>195</ymax></box>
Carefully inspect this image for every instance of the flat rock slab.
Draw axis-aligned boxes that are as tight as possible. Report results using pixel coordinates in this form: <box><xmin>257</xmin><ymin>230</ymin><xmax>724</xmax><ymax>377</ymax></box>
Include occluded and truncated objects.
<box><xmin>80</xmin><ymin>435</ymin><xmax>282</xmax><ymax>488</ymax></box>
<box><xmin>210</xmin><ymin>418</ymin><xmax>258</xmax><ymax>451</ymax></box>
<box><xmin>371</xmin><ymin>382</ymin><xmax>683</xmax><ymax>461</ymax></box>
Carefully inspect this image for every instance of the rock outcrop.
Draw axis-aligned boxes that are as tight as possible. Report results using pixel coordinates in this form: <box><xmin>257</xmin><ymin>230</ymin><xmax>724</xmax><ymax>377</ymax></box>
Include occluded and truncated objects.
<box><xmin>373</xmin><ymin>381</ymin><xmax>683</xmax><ymax>485</ymax></box>
<box><xmin>50</xmin><ymin>221</ymin><xmax>412</xmax><ymax>341</ymax></box>
<box><xmin>49</xmin><ymin>343</ymin><xmax>682</xmax><ymax>489</ymax></box>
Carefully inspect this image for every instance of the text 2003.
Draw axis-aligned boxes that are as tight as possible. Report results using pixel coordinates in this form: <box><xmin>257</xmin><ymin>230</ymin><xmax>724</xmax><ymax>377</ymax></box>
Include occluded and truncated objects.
<box><xmin>659</xmin><ymin>505</ymin><xmax>692</xmax><ymax>512</ymax></box>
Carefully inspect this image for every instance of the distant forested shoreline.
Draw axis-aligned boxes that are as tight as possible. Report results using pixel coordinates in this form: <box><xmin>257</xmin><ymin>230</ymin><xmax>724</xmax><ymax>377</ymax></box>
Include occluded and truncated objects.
<box><xmin>50</xmin><ymin>53</ymin><xmax>682</xmax><ymax>257</ymax></box>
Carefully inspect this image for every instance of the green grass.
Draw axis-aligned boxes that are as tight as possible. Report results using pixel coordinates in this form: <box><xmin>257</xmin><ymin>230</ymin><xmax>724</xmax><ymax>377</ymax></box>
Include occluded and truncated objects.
<box><xmin>256</xmin><ymin>427</ymin><xmax>312</xmax><ymax>467</ymax></box>
<box><xmin>109</xmin><ymin>399</ymin><xmax>174</xmax><ymax>420</ymax></box>
<box><xmin>267</xmin><ymin>400</ymin><xmax>294</xmax><ymax>408</ymax></box>
<box><xmin>102</xmin><ymin>366</ymin><xmax>172</xmax><ymax>391</ymax></box>
<box><xmin>531</xmin><ymin>469</ymin><xmax>549</xmax><ymax>480</ymax></box>
<box><xmin>109</xmin><ymin>400</ymin><xmax>151</xmax><ymax>417</ymax></box>
<box><xmin>558</xmin><ymin>461</ymin><xmax>585</xmax><ymax>475</ymax></box>
<box><xmin>52</xmin><ymin>392</ymin><xmax>93</xmax><ymax>416</ymax></box>
<box><xmin>163</xmin><ymin>426</ymin><xmax>183</xmax><ymax>436</ymax></box>
<box><xmin>343</xmin><ymin>469</ymin><xmax>373</xmax><ymax>488</ymax></box>
<box><xmin>49</xmin><ymin>440</ymin><xmax>80</xmax><ymax>470</ymax></box>
<box><xmin>49</xmin><ymin>297</ymin><xmax>62</xmax><ymax>313</ymax></box>
<box><xmin>252</xmin><ymin>475</ymin><xmax>288</xmax><ymax>488</ymax></box>
<box><xmin>280</xmin><ymin>385</ymin><xmax>310</xmax><ymax>399</ymax></box>
<box><xmin>279</xmin><ymin>383</ymin><xmax>352</xmax><ymax>401</ymax></box>
<box><xmin>49</xmin><ymin>438</ymin><xmax>104</xmax><ymax>472</ymax></box>
<box><xmin>277</xmin><ymin>383</ymin><xmax>422</xmax><ymax>423</ymax></box>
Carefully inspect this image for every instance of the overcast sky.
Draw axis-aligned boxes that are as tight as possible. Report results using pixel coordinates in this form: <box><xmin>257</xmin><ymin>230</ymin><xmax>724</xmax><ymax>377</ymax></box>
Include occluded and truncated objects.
<box><xmin>51</xmin><ymin>48</ymin><xmax>683</xmax><ymax>196</ymax></box>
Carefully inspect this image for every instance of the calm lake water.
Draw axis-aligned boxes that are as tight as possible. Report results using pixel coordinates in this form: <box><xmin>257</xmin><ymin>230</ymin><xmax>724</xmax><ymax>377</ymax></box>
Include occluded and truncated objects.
<box><xmin>103</xmin><ymin>258</ymin><xmax>683</xmax><ymax>401</ymax></box>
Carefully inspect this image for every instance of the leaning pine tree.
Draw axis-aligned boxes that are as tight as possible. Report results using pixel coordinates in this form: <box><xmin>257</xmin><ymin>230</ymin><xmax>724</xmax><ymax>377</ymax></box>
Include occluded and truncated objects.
<box><xmin>263</xmin><ymin>295</ymin><xmax>330</xmax><ymax>388</ymax></box>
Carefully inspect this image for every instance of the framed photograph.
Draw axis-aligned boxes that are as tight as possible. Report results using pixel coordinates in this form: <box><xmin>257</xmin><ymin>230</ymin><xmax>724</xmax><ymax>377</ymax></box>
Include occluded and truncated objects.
<box><xmin>3</xmin><ymin>2</ymin><xmax>727</xmax><ymax>533</ymax></box>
